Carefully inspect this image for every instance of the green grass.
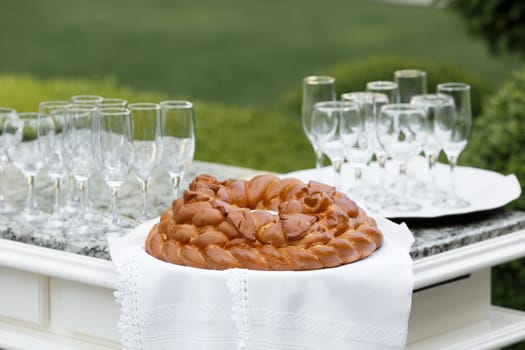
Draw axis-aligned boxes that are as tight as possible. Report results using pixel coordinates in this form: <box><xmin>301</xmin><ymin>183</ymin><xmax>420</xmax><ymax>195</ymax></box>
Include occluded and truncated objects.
<box><xmin>0</xmin><ymin>0</ymin><xmax>517</xmax><ymax>107</ymax></box>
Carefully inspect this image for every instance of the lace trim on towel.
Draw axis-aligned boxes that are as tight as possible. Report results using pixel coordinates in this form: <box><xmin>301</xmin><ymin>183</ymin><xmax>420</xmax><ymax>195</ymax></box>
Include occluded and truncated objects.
<box><xmin>226</xmin><ymin>269</ymin><xmax>250</xmax><ymax>350</ymax></box>
<box><xmin>114</xmin><ymin>248</ymin><xmax>142</xmax><ymax>350</ymax></box>
<box><xmin>249</xmin><ymin>308</ymin><xmax>407</xmax><ymax>348</ymax></box>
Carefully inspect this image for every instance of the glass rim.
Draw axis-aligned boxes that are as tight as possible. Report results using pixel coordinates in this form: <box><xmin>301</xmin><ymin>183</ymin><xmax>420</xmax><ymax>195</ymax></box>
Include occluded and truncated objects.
<box><xmin>314</xmin><ymin>100</ymin><xmax>359</xmax><ymax>110</ymax></box>
<box><xmin>437</xmin><ymin>82</ymin><xmax>471</xmax><ymax>92</ymax></box>
<box><xmin>303</xmin><ymin>75</ymin><xmax>335</xmax><ymax>85</ymax></box>
<box><xmin>97</xmin><ymin>107</ymin><xmax>131</xmax><ymax>116</ymax></box>
<box><xmin>394</xmin><ymin>69</ymin><xmax>427</xmax><ymax>78</ymax></box>
<box><xmin>0</xmin><ymin>107</ymin><xmax>17</xmax><ymax>115</ymax></box>
<box><xmin>411</xmin><ymin>93</ymin><xmax>454</xmax><ymax>102</ymax></box>
<box><xmin>70</xmin><ymin>94</ymin><xmax>104</xmax><ymax>102</ymax></box>
<box><xmin>69</xmin><ymin>104</ymin><xmax>97</xmax><ymax>112</ymax></box>
<box><xmin>380</xmin><ymin>103</ymin><xmax>425</xmax><ymax>112</ymax></box>
<box><xmin>366</xmin><ymin>80</ymin><xmax>398</xmax><ymax>90</ymax></box>
<box><xmin>341</xmin><ymin>91</ymin><xmax>388</xmax><ymax>101</ymax></box>
<box><xmin>128</xmin><ymin>102</ymin><xmax>160</xmax><ymax>110</ymax></box>
<box><xmin>160</xmin><ymin>100</ymin><xmax>193</xmax><ymax>109</ymax></box>
<box><xmin>17</xmin><ymin>112</ymin><xmax>44</xmax><ymax>119</ymax></box>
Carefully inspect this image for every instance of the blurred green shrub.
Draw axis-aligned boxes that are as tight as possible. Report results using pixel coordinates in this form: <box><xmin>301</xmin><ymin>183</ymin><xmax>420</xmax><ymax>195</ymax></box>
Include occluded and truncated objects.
<box><xmin>0</xmin><ymin>75</ymin><xmax>312</xmax><ymax>173</ymax></box>
<box><xmin>280</xmin><ymin>56</ymin><xmax>495</xmax><ymax>118</ymax></box>
<box><xmin>460</xmin><ymin>66</ymin><xmax>525</xmax><ymax>210</ymax></box>
<box><xmin>446</xmin><ymin>0</ymin><xmax>525</xmax><ymax>57</ymax></box>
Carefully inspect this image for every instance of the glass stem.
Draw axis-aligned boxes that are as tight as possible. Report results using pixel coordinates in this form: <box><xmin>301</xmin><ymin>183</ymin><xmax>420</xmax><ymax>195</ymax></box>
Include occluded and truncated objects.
<box><xmin>78</xmin><ymin>180</ymin><xmax>87</xmax><ymax>221</ymax></box>
<box><xmin>141</xmin><ymin>179</ymin><xmax>149</xmax><ymax>219</ymax></box>
<box><xmin>0</xmin><ymin>167</ymin><xmax>5</xmax><ymax>203</ymax></box>
<box><xmin>378</xmin><ymin>154</ymin><xmax>387</xmax><ymax>189</ymax></box>
<box><xmin>172</xmin><ymin>174</ymin><xmax>182</xmax><ymax>198</ymax></box>
<box><xmin>427</xmin><ymin>153</ymin><xmax>437</xmax><ymax>184</ymax></box>
<box><xmin>399</xmin><ymin>162</ymin><xmax>408</xmax><ymax>202</ymax></box>
<box><xmin>110</xmin><ymin>186</ymin><xmax>120</xmax><ymax>225</ymax></box>
<box><xmin>25</xmin><ymin>175</ymin><xmax>37</xmax><ymax>215</ymax></box>
<box><xmin>333</xmin><ymin>159</ymin><xmax>343</xmax><ymax>191</ymax></box>
<box><xmin>53</xmin><ymin>178</ymin><xmax>61</xmax><ymax>216</ymax></box>
<box><xmin>315</xmin><ymin>147</ymin><xmax>324</xmax><ymax>173</ymax></box>
<box><xmin>448</xmin><ymin>155</ymin><xmax>458</xmax><ymax>197</ymax></box>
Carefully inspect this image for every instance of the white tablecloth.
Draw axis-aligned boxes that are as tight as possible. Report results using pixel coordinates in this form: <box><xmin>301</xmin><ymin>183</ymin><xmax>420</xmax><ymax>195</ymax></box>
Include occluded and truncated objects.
<box><xmin>109</xmin><ymin>216</ymin><xmax>414</xmax><ymax>350</ymax></box>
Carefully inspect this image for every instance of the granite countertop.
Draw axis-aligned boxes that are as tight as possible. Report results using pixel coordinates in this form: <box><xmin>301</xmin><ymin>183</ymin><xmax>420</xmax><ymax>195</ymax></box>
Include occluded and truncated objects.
<box><xmin>1</xmin><ymin>161</ymin><xmax>524</xmax><ymax>261</ymax></box>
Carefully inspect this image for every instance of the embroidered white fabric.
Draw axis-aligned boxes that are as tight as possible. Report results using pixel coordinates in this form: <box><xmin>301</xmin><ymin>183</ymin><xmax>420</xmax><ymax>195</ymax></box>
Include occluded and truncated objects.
<box><xmin>109</xmin><ymin>216</ymin><xmax>414</xmax><ymax>350</ymax></box>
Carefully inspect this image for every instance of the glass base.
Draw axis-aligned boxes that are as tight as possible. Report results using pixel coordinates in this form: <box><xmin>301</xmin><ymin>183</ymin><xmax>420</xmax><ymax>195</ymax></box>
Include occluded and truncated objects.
<box><xmin>14</xmin><ymin>210</ymin><xmax>50</xmax><ymax>225</ymax></box>
<box><xmin>433</xmin><ymin>196</ymin><xmax>471</xmax><ymax>209</ymax></box>
<box><xmin>105</xmin><ymin>215</ymin><xmax>137</xmax><ymax>237</ymax></box>
<box><xmin>383</xmin><ymin>199</ymin><xmax>422</xmax><ymax>212</ymax></box>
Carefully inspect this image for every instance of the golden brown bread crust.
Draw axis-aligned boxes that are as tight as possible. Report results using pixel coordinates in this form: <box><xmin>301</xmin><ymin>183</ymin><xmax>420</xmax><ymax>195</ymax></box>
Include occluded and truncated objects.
<box><xmin>145</xmin><ymin>174</ymin><xmax>383</xmax><ymax>271</ymax></box>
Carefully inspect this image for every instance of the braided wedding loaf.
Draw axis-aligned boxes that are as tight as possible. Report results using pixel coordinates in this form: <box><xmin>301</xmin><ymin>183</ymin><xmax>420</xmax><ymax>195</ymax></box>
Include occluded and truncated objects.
<box><xmin>145</xmin><ymin>174</ymin><xmax>383</xmax><ymax>271</ymax></box>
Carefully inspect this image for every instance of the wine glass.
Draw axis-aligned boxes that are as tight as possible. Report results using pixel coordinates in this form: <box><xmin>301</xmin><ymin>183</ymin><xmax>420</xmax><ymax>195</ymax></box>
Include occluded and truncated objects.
<box><xmin>128</xmin><ymin>103</ymin><xmax>163</xmax><ymax>222</ymax></box>
<box><xmin>433</xmin><ymin>82</ymin><xmax>472</xmax><ymax>209</ymax></box>
<box><xmin>394</xmin><ymin>69</ymin><xmax>427</xmax><ymax>103</ymax></box>
<box><xmin>410</xmin><ymin>94</ymin><xmax>455</xmax><ymax>200</ymax></box>
<box><xmin>377</xmin><ymin>104</ymin><xmax>426</xmax><ymax>212</ymax></box>
<box><xmin>39</xmin><ymin>101</ymin><xmax>70</xmax><ymax>227</ymax></box>
<box><xmin>301</xmin><ymin>76</ymin><xmax>336</xmax><ymax>178</ymax></box>
<box><xmin>0</xmin><ymin>108</ymin><xmax>18</xmax><ymax>216</ymax></box>
<box><xmin>62</xmin><ymin>104</ymin><xmax>104</xmax><ymax>234</ymax></box>
<box><xmin>159</xmin><ymin>100</ymin><xmax>195</xmax><ymax>198</ymax></box>
<box><xmin>312</xmin><ymin>101</ymin><xmax>358</xmax><ymax>190</ymax></box>
<box><xmin>4</xmin><ymin>113</ymin><xmax>51</xmax><ymax>223</ymax></box>
<box><xmin>94</xmin><ymin>107</ymin><xmax>135</xmax><ymax>232</ymax></box>
<box><xmin>340</xmin><ymin>92</ymin><xmax>378</xmax><ymax>202</ymax></box>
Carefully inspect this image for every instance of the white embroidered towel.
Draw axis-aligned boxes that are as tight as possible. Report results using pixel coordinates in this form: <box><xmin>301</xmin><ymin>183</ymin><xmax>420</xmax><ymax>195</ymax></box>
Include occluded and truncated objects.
<box><xmin>109</xmin><ymin>216</ymin><xmax>414</xmax><ymax>350</ymax></box>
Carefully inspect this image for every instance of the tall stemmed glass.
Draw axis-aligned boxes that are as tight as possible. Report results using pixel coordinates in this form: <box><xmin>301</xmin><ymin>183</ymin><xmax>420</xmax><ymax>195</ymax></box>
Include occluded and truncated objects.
<box><xmin>4</xmin><ymin>113</ymin><xmax>51</xmax><ymax>223</ymax></box>
<box><xmin>94</xmin><ymin>107</ymin><xmax>135</xmax><ymax>232</ymax></box>
<box><xmin>394</xmin><ymin>69</ymin><xmax>427</xmax><ymax>103</ymax></box>
<box><xmin>0</xmin><ymin>108</ymin><xmax>18</xmax><ymax>215</ymax></box>
<box><xmin>129</xmin><ymin>103</ymin><xmax>163</xmax><ymax>222</ymax></box>
<box><xmin>376</xmin><ymin>104</ymin><xmax>426</xmax><ymax>212</ymax></box>
<box><xmin>366</xmin><ymin>81</ymin><xmax>399</xmax><ymax>203</ymax></box>
<box><xmin>159</xmin><ymin>101</ymin><xmax>195</xmax><ymax>198</ymax></box>
<box><xmin>65</xmin><ymin>95</ymin><xmax>104</xmax><ymax>213</ymax></box>
<box><xmin>434</xmin><ymin>83</ymin><xmax>472</xmax><ymax>209</ymax></box>
<box><xmin>410</xmin><ymin>94</ymin><xmax>455</xmax><ymax>199</ymax></box>
<box><xmin>39</xmin><ymin>101</ymin><xmax>70</xmax><ymax>227</ymax></box>
<box><xmin>301</xmin><ymin>76</ymin><xmax>336</xmax><ymax>178</ymax></box>
<box><xmin>340</xmin><ymin>92</ymin><xmax>377</xmax><ymax>201</ymax></box>
<box><xmin>312</xmin><ymin>101</ymin><xmax>358</xmax><ymax>190</ymax></box>
<box><xmin>62</xmin><ymin>104</ymin><xmax>104</xmax><ymax>233</ymax></box>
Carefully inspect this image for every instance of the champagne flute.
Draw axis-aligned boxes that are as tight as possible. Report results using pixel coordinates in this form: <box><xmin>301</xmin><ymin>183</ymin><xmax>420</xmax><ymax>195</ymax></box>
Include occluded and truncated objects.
<box><xmin>340</xmin><ymin>92</ymin><xmax>377</xmax><ymax>201</ymax></box>
<box><xmin>39</xmin><ymin>101</ymin><xmax>70</xmax><ymax>227</ymax></box>
<box><xmin>4</xmin><ymin>113</ymin><xmax>51</xmax><ymax>223</ymax></box>
<box><xmin>128</xmin><ymin>103</ymin><xmax>163</xmax><ymax>222</ymax></box>
<box><xmin>394</xmin><ymin>69</ymin><xmax>427</xmax><ymax>103</ymax></box>
<box><xmin>62</xmin><ymin>104</ymin><xmax>104</xmax><ymax>234</ymax></box>
<box><xmin>160</xmin><ymin>100</ymin><xmax>195</xmax><ymax>198</ymax></box>
<box><xmin>94</xmin><ymin>107</ymin><xmax>135</xmax><ymax>232</ymax></box>
<box><xmin>66</xmin><ymin>95</ymin><xmax>104</xmax><ymax>213</ymax></box>
<box><xmin>377</xmin><ymin>104</ymin><xmax>426</xmax><ymax>212</ymax></box>
<box><xmin>434</xmin><ymin>82</ymin><xmax>472</xmax><ymax>209</ymax></box>
<box><xmin>302</xmin><ymin>76</ymin><xmax>336</xmax><ymax>178</ymax></box>
<box><xmin>312</xmin><ymin>101</ymin><xmax>358</xmax><ymax>190</ymax></box>
<box><xmin>410</xmin><ymin>94</ymin><xmax>455</xmax><ymax>199</ymax></box>
<box><xmin>0</xmin><ymin>108</ymin><xmax>18</xmax><ymax>215</ymax></box>
<box><xmin>366</xmin><ymin>81</ymin><xmax>399</xmax><ymax>204</ymax></box>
